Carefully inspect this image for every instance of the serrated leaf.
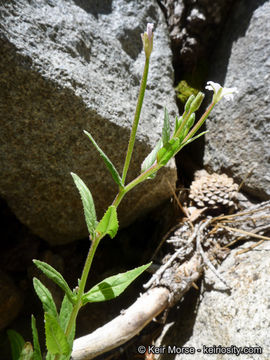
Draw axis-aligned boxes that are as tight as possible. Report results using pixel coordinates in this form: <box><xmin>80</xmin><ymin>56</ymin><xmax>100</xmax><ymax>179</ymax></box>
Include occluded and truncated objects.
<box><xmin>157</xmin><ymin>138</ymin><xmax>181</xmax><ymax>166</ymax></box>
<box><xmin>59</xmin><ymin>295</ymin><xmax>75</xmax><ymax>347</ymax></box>
<box><xmin>19</xmin><ymin>342</ymin><xmax>33</xmax><ymax>360</ymax></box>
<box><xmin>141</xmin><ymin>139</ymin><xmax>162</xmax><ymax>177</ymax></box>
<box><xmin>31</xmin><ymin>315</ymin><xmax>42</xmax><ymax>360</ymax></box>
<box><xmin>71</xmin><ymin>172</ymin><xmax>97</xmax><ymax>238</ymax></box>
<box><xmin>45</xmin><ymin>313</ymin><xmax>70</xmax><ymax>355</ymax></box>
<box><xmin>162</xmin><ymin>107</ymin><xmax>170</xmax><ymax>145</ymax></box>
<box><xmin>33</xmin><ymin>278</ymin><xmax>58</xmax><ymax>318</ymax></box>
<box><xmin>33</xmin><ymin>260</ymin><xmax>74</xmax><ymax>304</ymax></box>
<box><xmin>82</xmin><ymin>262</ymin><xmax>151</xmax><ymax>304</ymax></box>
<box><xmin>7</xmin><ymin>329</ymin><xmax>25</xmax><ymax>360</ymax></box>
<box><xmin>84</xmin><ymin>130</ymin><xmax>124</xmax><ymax>188</ymax></box>
<box><xmin>96</xmin><ymin>205</ymin><xmax>118</xmax><ymax>239</ymax></box>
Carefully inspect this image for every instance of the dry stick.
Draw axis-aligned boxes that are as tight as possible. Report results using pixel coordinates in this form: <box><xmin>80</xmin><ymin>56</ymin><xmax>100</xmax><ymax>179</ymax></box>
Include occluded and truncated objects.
<box><xmin>236</xmin><ymin>239</ymin><xmax>265</xmax><ymax>255</ymax></box>
<box><xmin>144</xmin><ymin>224</ymin><xmax>199</xmax><ymax>289</ymax></box>
<box><xmin>71</xmin><ymin>287</ymin><xmax>170</xmax><ymax>360</ymax></box>
<box><xmin>215</xmin><ymin>224</ymin><xmax>270</xmax><ymax>241</ymax></box>
<box><xmin>196</xmin><ymin>219</ymin><xmax>231</xmax><ymax>289</ymax></box>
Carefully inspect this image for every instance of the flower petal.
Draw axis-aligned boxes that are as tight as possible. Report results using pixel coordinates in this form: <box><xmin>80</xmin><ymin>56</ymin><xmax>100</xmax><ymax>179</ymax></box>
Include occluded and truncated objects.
<box><xmin>206</xmin><ymin>81</ymin><xmax>238</xmax><ymax>103</ymax></box>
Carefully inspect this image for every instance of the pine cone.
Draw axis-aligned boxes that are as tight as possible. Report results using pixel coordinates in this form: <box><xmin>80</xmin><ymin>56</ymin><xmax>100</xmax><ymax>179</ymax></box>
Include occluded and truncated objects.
<box><xmin>189</xmin><ymin>170</ymin><xmax>238</xmax><ymax>209</ymax></box>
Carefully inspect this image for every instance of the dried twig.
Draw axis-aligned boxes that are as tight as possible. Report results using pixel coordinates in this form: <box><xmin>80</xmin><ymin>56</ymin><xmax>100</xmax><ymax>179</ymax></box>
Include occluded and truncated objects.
<box><xmin>144</xmin><ymin>223</ymin><xmax>199</xmax><ymax>289</ymax></box>
<box><xmin>196</xmin><ymin>219</ymin><xmax>231</xmax><ymax>289</ymax></box>
<box><xmin>71</xmin><ymin>287</ymin><xmax>170</xmax><ymax>360</ymax></box>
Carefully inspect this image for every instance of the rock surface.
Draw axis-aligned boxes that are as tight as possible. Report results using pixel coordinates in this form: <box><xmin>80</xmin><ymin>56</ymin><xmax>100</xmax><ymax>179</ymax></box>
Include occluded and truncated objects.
<box><xmin>157</xmin><ymin>242</ymin><xmax>270</xmax><ymax>360</ymax></box>
<box><xmin>0</xmin><ymin>0</ymin><xmax>177</xmax><ymax>244</ymax></box>
<box><xmin>204</xmin><ymin>0</ymin><xmax>270</xmax><ymax>200</ymax></box>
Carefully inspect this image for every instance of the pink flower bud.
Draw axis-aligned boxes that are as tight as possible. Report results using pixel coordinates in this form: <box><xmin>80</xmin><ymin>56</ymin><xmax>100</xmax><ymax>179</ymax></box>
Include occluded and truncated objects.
<box><xmin>141</xmin><ymin>23</ymin><xmax>154</xmax><ymax>58</ymax></box>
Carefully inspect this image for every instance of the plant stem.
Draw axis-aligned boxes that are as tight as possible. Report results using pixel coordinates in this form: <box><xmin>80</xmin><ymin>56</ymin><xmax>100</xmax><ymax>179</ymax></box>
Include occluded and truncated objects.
<box><xmin>65</xmin><ymin>55</ymin><xmax>153</xmax><ymax>351</ymax></box>
<box><xmin>65</xmin><ymin>162</ymin><xmax>158</xmax><ymax>340</ymax></box>
<box><xmin>125</xmin><ymin>162</ymin><xmax>160</xmax><ymax>193</ymax></box>
<box><xmin>65</xmin><ymin>234</ymin><xmax>102</xmax><ymax>338</ymax></box>
<box><xmin>174</xmin><ymin>108</ymin><xmax>192</xmax><ymax>139</ymax></box>
<box><xmin>112</xmin><ymin>161</ymin><xmax>160</xmax><ymax>209</ymax></box>
<box><xmin>121</xmin><ymin>57</ymin><xmax>150</xmax><ymax>184</ymax></box>
<box><xmin>183</xmin><ymin>100</ymin><xmax>215</xmax><ymax>143</ymax></box>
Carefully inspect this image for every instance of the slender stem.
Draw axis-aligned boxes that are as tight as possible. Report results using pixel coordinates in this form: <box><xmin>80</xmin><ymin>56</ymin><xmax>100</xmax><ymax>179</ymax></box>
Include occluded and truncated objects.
<box><xmin>64</xmin><ymin>54</ymin><xmax>153</xmax><ymax>351</ymax></box>
<box><xmin>65</xmin><ymin>234</ymin><xmax>102</xmax><ymax>338</ymax></box>
<box><xmin>182</xmin><ymin>101</ymin><xmax>215</xmax><ymax>143</ymax></box>
<box><xmin>65</xmin><ymin>162</ymin><xmax>159</xmax><ymax>338</ymax></box>
<box><xmin>174</xmin><ymin>109</ymin><xmax>192</xmax><ymax>139</ymax></box>
<box><xmin>121</xmin><ymin>57</ymin><xmax>150</xmax><ymax>184</ymax></box>
<box><xmin>125</xmin><ymin>162</ymin><xmax>160</xmax><ymax>193</ymax></box>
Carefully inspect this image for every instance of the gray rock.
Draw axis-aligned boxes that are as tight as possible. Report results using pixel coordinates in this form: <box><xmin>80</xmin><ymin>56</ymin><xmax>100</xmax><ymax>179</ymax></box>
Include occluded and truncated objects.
<box><xmin>156</xmin><ymin>242</ymin><xmax>270</xmax><ymax>360</ymax></box>
<box><xmin>204</xmin><ymin>0</ymin><xmax>270</xmax><ymax>200</ymax></box>
<box><xmin>0</xmin><ymin>0</ymin><xmax>177</xmax><ymax>244</ymax></box>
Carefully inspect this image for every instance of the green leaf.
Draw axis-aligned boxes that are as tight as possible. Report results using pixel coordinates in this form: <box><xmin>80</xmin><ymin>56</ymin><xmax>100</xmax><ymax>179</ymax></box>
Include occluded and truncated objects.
<box><xmin>33</xmin><ymin>260</ymin><xmax>74</xmax><ymax>305</ymax></box>
<box><xmin>33</xmin><ymin>278</ymin><xmax>58</xmax><ymax>318</ymax></box>
<box><xmin>7</xmin><ymin>329</ymin><xmax>25</xmax><ymax>360</ymax></box>
<box><xmin>19</xmin><ymin>343</ymin><xmax>33</xmax><ymax>360</ymax></box>
<box><xmin>162</xmin><ymin>107</ymin><xmax>170</xmax><ymax>145</ymax></box>
<box><xmin>31</xmin><ymin>315</ymin><xmax>42</xmax><ymax>360</ymax></box>
<box><xmin>157</xmin><ymin>138</ymin><xmax>181</xmax><ymax>166</ymax></box>
<box><xmin>96</xmin><ymin>205</ymin><xmax>118</xmax><ymax>239</ymax></box>
<box><xmin>59</xmin><ymin>295</ymin><xmax>75</xmax><ymax>347</ymax></box>
<box><xmin>84</xmin><ymin>130</ymin><xmax>124</xmax><ymax>188</ymax></box>
<box><xmin>82</xmin><ymin>262</ymin><xmax>151</xmax><ymax>304</ymax></box>
<box><xmin>141</xmin><ymin>139</ymin><xmax>162</xmax><ymax>178</ymax></box>
<box><xmin>173</xmin><ymin>115</ymin><xmax>182</xmax><ymax>136</ymax></box>
<box><xmin>45</xmin><ymin>313</ymin><xmax>70</xmax><ymax>355</ymax></box>
<box><xmin>71</xmin><ymin>172</ymin><xmax>97</xmax><ymax>238</ymax></box>
<box><xmin>181</xmin><ymin>131</ymin><xmax>208</xmax><ymax>147</ymax></box>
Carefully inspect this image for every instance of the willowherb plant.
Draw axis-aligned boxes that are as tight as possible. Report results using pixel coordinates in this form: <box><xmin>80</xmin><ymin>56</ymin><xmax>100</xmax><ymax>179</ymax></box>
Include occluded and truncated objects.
<box><xmin>8</xmin><ymin>24</ymin><xmax>237</xmax><ymax>360</ymax></box>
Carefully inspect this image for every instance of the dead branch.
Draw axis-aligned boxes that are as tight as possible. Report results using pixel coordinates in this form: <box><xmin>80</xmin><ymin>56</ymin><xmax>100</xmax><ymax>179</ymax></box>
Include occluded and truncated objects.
<box><xmin>71</xmin><ymin>287</ymin><xmax>170</xmax><ymax>360</ymax></box>
<box><xmin>71</xmin><ymin>200</ymin><xmax>270</xmax><ymax>360</ymax></box>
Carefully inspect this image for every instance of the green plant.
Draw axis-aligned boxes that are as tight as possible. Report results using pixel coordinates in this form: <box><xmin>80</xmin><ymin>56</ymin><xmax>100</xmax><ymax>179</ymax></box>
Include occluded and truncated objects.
<box><xmin>8</xmin><ymin>24</ymin><xmax>237</xmax><ymax>360</ymax></box>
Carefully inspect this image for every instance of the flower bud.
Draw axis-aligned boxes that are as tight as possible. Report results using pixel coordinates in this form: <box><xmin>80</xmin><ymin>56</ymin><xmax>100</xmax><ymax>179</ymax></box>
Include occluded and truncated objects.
<box><xmin>141</xmin><ymin>23</ymin><xmax>154</xmax><ymax>58</ymax></box>
<box><xmin>189</xmin><ymin>92</ymin><xmax>205</xmax><ymax>113</ymax></box>
<box><xmin>184</xmin><ymin>94</ymin><xmax>195</xmax><ymax>113</ymax></box>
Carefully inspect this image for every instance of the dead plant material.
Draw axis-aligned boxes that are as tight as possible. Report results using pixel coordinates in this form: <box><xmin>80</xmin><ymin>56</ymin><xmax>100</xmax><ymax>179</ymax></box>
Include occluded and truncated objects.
<box><xmin>71</xmin><ymin>200</ymin><xmax>270</xmax><ymax>360</ymax></box>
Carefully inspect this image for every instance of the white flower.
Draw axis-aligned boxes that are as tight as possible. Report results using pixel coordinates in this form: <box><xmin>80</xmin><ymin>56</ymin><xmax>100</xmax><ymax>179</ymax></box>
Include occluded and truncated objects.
<box><xmin>205</xmin><ymin>81</ymin><xmax>238</xmax><ymax>103</ymax></box>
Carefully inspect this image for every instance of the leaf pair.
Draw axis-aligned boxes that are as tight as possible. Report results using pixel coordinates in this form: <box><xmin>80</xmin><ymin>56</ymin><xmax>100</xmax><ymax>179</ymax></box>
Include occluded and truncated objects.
<box><xmin>43</xmin><ymin>294</ymin><xmax>75</xmax><ymax>358</ymax></box>
<box><xmin>33</xmin><ymin>273</ymin><xmax>75</xmax><ymax>357</ymax></box>
<box><xmin>32</xmin><ymin>260</ymin><xmax>77</xmax><ymax>357</ymax></box>
<box><xmin>71</xmin><ymin>172</ymin><xmax>119</xmax><ymax>240</ymax></box>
